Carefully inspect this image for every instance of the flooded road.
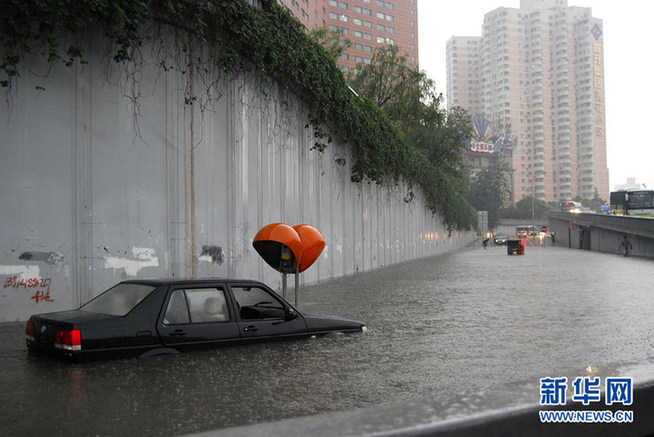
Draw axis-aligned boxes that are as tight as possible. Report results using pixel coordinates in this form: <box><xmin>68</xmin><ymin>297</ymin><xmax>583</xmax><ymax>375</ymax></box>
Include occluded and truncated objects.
<box><xmin>1</xmin><ymin>245</ymin><xmax>653</xmax><ymax>436</ymax></box>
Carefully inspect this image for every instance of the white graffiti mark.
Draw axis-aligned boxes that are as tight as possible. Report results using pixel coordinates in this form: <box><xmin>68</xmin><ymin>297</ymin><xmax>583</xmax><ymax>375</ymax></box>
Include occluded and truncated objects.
<box><xmin>0</xmin><ymin>265</ymin><xmax>41</xmax><ymax>280</ymax></box>
<box><xmin>104</xmin><ymin>247</ymin><xmax>159</xmax><ymax>277</ymax></box>
<box><xmin>132</xmin><ymin>247</ymin><xmax>156</xmax><ymax>260</ymax></box>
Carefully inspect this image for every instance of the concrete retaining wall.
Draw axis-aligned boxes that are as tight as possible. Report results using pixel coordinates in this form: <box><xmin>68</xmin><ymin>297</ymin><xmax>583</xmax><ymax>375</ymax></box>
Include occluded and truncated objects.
<box><xmin>0</xmin><ymin>34</ymin><xmax>473</xmax><ymax>322</ymax></box>
<box><xmin>549</xmin><ymin>212</ymin><xmax>654</xmax><ymax>258</ymax></box>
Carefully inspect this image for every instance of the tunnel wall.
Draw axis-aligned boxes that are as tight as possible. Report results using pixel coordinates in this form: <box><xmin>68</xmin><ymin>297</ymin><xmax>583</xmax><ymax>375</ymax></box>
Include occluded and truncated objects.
<box><xmin>549</xmin><ymin>212</ymin><xmax>654</xmax><ymax>258</ymax></box>
<box><xmin>0</xmin><ymin>35</ymin><xmax>472</xmax><ymax>322</ymax></box>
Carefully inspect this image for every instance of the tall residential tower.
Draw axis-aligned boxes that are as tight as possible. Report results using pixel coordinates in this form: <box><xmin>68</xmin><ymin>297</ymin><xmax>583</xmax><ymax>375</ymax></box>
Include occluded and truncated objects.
<box><xmin>447</xmin><ymin>0</ymin><xmax>609</xmax><ymax>203</ymax></box>
<box><xmin>277</xmin><ymin>0</ymin><xmax>419</xmax><ymax>72</ymax></box>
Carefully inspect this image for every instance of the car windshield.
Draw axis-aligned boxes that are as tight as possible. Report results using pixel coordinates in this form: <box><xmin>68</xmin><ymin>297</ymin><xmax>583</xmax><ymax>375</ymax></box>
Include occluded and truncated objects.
<box><xmin>80</xmin><ymin>283</ymin><xmax>156</xmax><ymax>316</ymax></box>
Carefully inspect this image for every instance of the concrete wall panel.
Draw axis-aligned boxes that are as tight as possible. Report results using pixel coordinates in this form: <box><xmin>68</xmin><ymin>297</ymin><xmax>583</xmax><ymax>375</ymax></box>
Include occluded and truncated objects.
<box><xmin>0</xmin><ymin>39</ymin><xmax>474</xmax><ymax>322</ymax></box>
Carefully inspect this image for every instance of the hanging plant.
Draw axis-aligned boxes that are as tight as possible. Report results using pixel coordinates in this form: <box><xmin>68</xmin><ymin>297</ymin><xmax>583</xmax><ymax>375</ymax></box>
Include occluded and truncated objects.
<box><xmin>0</xmin><ymin>0</ymin><xmax>475</xmax><ymax>231</ymax></box>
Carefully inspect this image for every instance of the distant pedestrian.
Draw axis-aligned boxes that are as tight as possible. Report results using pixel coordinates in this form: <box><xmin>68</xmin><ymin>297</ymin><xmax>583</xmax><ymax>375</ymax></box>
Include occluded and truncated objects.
<box><xmin>618</xmin><ymin>236</ymin><xmax>633</xmax><ymax>257</ymax></box>
<box><xmin>482</xmin><ymin>238</ymin><xmax>489</xmax><ymax>249</ymax></box>
<box><xmin>551</xmin><ymin>232</ymin><xmax>556</xmax><ymax>245</ymax></box>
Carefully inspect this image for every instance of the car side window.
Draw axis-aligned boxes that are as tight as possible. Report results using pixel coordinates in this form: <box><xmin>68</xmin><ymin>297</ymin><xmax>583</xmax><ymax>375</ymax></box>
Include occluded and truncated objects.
<box><xmin>163</xmin><ymin>290</ymin><xmax>190</xmax><ymax>324</ymax></box>
<box><xmin>163</xmin><ymin>288</ymin><xmax>229</xmax><ymax>324</ymax></box>
<box><xmin>231</xmin><ymin>286</ymin><xmax>285</xmax><ymax>320</ymax></box>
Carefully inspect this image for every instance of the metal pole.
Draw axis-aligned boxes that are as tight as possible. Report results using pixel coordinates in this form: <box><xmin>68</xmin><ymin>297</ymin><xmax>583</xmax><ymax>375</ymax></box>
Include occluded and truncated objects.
<box><xmin>282</xmin><ymin>273</ymin><xmax>287</xmax><ymax>299</ymax></box>
<box><xmin>294</xmin><ymin>269</ymin><xmax>299</xmax><ymax>308</ymax></box>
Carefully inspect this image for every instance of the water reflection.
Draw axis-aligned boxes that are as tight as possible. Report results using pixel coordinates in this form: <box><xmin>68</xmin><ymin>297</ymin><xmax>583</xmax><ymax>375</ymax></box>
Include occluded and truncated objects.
<box><xmin>2</xmin><ymin>246</ymin><xmax>653</xmax><ymax>436</ymax></box>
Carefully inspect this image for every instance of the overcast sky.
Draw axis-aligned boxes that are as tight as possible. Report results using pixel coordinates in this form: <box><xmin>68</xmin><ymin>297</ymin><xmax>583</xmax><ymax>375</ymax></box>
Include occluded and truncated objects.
<box><xmin>418</xmin><ymin>0</ymin><xmax>653</xmax><ymax>193</ymax></box>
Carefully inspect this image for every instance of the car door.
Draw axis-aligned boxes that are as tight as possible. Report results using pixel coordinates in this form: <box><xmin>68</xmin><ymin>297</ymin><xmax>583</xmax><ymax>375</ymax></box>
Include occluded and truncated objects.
<box><xmin>228</xmin><ymin>282</ymin><xmax>308</xmax><ymax>341</ymax></box>
<box><xmin>157</xmin><ymin>285</ymin><xmax>241</xmax><ymax>351</ymax></box>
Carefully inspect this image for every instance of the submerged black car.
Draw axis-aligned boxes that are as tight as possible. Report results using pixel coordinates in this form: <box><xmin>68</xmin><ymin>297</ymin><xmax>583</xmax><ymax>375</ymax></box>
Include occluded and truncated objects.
<box><xmin>25</xmin><ymin>279</ymin><xmax>365</xmax><ymax>361</ymax></box>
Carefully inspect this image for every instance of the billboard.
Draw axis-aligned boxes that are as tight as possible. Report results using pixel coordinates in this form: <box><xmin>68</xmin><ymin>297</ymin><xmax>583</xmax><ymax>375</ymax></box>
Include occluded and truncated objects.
<box><xmin>466</xmin><ymin>115</ymin><xmax>504</xmax><ymax>154</ymax></box>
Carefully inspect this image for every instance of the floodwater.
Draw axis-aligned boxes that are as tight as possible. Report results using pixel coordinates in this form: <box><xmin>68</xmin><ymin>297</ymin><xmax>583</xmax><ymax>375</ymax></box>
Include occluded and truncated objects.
<box><xmin>1</xmin><ymin>244</ymin><xmax>653</xmax><ymax>436</ymax></box>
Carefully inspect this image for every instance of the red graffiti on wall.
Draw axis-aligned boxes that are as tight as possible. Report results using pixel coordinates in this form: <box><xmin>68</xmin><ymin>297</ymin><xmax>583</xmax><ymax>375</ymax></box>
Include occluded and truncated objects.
<box><xmin>3</xmin><ymin>277</ymin><xmax>54</xmax><ymax>303</ymax></box>
<box><xmin>4</xmin><ymin>276</ymin><xmax>52</xmax><ymax>292</ymax></box>
<box><xmin>31</xmin><ymin>290</ymin><xmax>54</xmax><ymax>303</ymax></box>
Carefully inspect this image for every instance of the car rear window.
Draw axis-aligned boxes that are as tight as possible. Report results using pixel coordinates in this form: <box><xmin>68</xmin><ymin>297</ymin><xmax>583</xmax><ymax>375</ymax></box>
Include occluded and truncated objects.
<box><xmin>80</xmin><ymin>283</ymin><xmax>156</xmax><ymax>316</ymax></box>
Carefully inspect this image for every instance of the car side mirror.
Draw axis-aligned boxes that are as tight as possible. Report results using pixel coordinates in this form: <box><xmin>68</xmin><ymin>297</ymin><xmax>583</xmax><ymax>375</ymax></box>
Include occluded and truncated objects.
<box><xmin>285</xmin><ymin>308</ymin><xmax>299</xmax><ymax>321</ymax></box>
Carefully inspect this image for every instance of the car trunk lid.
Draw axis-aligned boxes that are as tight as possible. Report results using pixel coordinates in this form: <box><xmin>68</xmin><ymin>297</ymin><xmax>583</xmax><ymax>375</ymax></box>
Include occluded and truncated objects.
<box><xmin>26</xmin><ymin>310</ymin><xmax>115</xmax><ymax>349</ymax></box>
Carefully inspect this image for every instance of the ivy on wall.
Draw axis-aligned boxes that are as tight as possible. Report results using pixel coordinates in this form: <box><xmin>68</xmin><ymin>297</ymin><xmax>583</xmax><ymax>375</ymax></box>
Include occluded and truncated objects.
<box><xmin>0</xmin><ymin>0</ymin><xmax>476</xmax><ymax>231</ymax></box>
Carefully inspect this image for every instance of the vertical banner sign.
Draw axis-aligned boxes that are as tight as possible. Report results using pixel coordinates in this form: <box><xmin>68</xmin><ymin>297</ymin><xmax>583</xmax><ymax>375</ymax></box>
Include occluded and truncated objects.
<box><xmin>591</xmin><ymin>23</ymin><xmax>604</xmax><ymax>137</ymax></box>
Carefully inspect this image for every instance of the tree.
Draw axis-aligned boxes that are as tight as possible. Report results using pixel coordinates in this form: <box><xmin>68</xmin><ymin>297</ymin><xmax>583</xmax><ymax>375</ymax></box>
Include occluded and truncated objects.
<box><xmin>468</xmin><ymin>162</ymin><xmax>512</xmax><ymax>227</ymax></box>
<box><xmin>412</xmin><ymin>106</ymin><xmax>473</xmax><ymax>181</ymax></box>
<box><xmin>308</xmin><ymin>28</ymin><xmax>351</xmax><ymax>61</ymax></box>
<box><xmin>349</xmin><ymin>44</ymin><xmax>472</xmax><ymax>181</ymax></box>
<box><xmin>349</xmin><ymin>44</ymin><xmax>440</xmax><ymax>132</ymax></box>
<box><xmin>574</xmin><ymin>193</ymin><xmax>606</xmax><ymax>212</ymax></box>
<box><xmin>514</xmin><ymin>196</ymin><xmax>549</xmax><ymax>220</ymax></box>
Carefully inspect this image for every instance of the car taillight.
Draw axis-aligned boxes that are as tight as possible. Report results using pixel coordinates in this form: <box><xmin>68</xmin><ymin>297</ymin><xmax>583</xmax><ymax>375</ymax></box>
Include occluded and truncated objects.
<box><xmin>54</xmin><ymin>329</ymin><xmax>82</xmax><ymax>351</ymax></box>
<box><xmin>25</xmin><ymin>321</ymin><xmax>35</xmax><ymax>341</ymax></box>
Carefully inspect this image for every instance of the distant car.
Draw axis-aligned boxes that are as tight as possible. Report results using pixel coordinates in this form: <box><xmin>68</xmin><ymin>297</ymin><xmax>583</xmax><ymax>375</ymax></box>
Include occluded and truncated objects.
<box><xmin>25</xmin><ymin>279</ymin><xmax>366</xmax><ymax>361</ymax></box>
<box><xmin>493</xmin><ymin>235</ymin><xmax>509</xmax><ymax>245</ymax></box>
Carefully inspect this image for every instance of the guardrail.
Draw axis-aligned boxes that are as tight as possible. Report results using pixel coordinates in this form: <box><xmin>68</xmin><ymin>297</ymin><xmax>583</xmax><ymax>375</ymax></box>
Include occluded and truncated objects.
<box><xmin>190</xmin><ymin>358</ymin><xmax>654</xmax><ymax>437</ymax></box>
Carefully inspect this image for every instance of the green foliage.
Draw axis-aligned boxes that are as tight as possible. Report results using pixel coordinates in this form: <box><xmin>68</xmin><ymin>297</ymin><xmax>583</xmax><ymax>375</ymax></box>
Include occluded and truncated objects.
<box><xmin>308</xmin><ymin>28</ymin><xmax>351</xmax><ymax>62</ymax></box>
<box><xmin>501</xmin><ymin>196</ymin><xmax>549</xmax><ymax>220</ymax></box>
<box><xmin>349</xmin><ymin>45</ymin><xmax>435</xmax><ymax>133</ymax></box>
<box><xmin>0</xmin><ymin>0</ymin><xmax>475</xmax><ymax>230</ymax></box>
<box><xmin>573</xmin><ymin>194</ymin><xmax>606</xmax><ymax>212</ymax></box>
<box><xmin>348</xmin><ymin>44</ymin><xmax>476</xmax><ymax>230</ymax></box>
<box><xmin>468</xmin><ymin>162</ymin><xmax>512</xmax><ymax>227</ymax></box>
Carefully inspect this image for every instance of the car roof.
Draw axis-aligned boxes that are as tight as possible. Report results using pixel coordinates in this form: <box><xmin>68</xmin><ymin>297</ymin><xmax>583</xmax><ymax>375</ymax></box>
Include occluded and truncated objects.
<box><xmin>120</xmin><ymin>278</ymin><xmax>264</xmax><ymax>287</ymax></box>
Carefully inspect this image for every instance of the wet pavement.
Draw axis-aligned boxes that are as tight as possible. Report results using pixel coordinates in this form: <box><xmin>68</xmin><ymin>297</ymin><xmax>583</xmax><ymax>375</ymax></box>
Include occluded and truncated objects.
<box><xmin>1</xmin><ymin>244</ymin><xmax>653</xmax><ymax>436</ymax></box>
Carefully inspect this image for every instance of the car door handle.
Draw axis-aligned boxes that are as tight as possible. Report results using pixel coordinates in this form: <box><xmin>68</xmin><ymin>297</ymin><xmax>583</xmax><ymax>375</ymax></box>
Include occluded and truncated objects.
<box><xmin>169</xmin><ymin>329</ymin><xmax>186</xmax><ymax>337</ymax></box>
<box><xmin>243</xmin><ymin>326</ymin><xmax>258</xmax><ymax>332</ymax></box>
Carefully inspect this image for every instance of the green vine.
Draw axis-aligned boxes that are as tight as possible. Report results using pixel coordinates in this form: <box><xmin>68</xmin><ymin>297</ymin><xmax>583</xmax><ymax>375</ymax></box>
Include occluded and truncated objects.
<box><xmin>0</xmin><ymin>0</ymin><xmax>475</xmax><ymax>231</ymax></box>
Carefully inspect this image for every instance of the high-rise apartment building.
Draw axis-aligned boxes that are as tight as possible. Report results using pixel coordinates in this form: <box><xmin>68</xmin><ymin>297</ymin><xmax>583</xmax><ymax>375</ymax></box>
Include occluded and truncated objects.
<box><xmin>277</xmin><ymin>0</ymin><xmax>419</xmax><ymax>72</ymax></box>
<box><xmin>447</xmin><ymin>0</ymin><xmax>609</xmax><ymax>203</ymax></box>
